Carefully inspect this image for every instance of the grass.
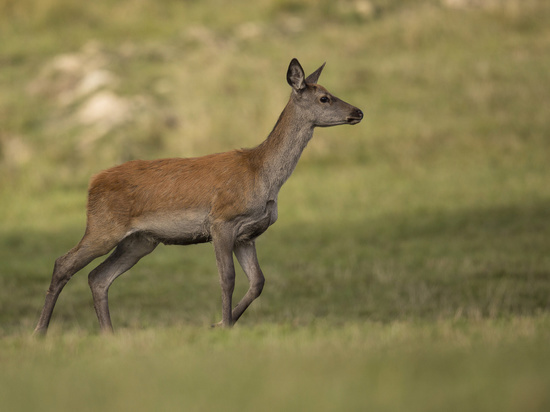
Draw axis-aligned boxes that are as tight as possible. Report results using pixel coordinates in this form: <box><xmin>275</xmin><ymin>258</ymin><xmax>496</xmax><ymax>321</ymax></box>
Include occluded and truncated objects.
<box><xmin>1</xmin><ymin>0</ymin><xmax>550</xmax><ymax>410</ymax></box>
<box><xmin>1</xmin><ymin>319</ymin><xmax>550</xmax><ymax>411</ymax></box>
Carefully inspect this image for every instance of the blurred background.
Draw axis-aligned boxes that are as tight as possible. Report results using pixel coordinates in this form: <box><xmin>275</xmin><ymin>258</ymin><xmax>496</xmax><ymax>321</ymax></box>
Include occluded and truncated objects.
<box><xmin>1</xmin><ymin>0</ymin><xmax>549</xmax><ymax>327</ymax></box>
<box><xmin>1</xmin><ymin>0</ymin><xmax>550</xmax><ymax>330</ymax></box>
<box><xmin>1</xmin><ymin>1</ymin><xmax>550</xmax><ymax>410</ymax></box>
<box><xmin>1</xmin><ymin>0</ymin><xmax>547</xmax><ymax>189</ymax></box>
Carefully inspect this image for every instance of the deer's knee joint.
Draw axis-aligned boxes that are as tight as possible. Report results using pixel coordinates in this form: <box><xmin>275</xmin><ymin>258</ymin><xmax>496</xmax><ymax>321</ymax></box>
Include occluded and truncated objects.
<box><xmin>252</xmin><ymin>276</ymin><xmax>265</xmax><ymax>297</ymax></box>
<box><xmin>49</xmin><ymin>258</ymin><xmax>74</xmax><ymax>291</ymax></box>
<box><xmin>53</xmin><ymin>256</ymin><xmax>71</xmax><ymax>275</ymax></box>
<box><xmin>88</xmin><ymin>268</ymin><xmax>109</xmax><ymax>293</ymax></box>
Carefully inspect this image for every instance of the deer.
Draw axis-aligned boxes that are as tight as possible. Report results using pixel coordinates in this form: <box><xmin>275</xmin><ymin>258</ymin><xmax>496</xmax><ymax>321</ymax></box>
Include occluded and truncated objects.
<box><xmin>33</xmin><ymin>58</ymin><xmax>363</xmax><ymax>335</ymax></box>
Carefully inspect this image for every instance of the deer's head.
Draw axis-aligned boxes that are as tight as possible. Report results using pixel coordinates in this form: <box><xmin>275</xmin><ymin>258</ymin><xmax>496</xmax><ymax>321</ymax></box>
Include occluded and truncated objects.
<box><xmin>286</xmin><ymin>58</ymin><xmax>363</xmax><ymax>128</ymax></box>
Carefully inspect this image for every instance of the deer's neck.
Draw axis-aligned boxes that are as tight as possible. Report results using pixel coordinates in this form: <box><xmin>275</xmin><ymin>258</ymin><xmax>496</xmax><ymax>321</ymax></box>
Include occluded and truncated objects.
<box><xmin>256</xmin><ymin>101</ymin><xmax>314</xmax><ymax>193</ymax></box>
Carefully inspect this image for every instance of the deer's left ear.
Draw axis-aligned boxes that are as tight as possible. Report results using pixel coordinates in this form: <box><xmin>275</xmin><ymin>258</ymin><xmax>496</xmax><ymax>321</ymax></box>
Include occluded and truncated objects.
<box><xmin>305</xmin><ymin>62</ymin><xmax>326</xmax><ymax>84</ymax></box>
<box><xmin>287</xmin><ymin>58</ymin><xmax>306</xmax><ymax>91</ymax></box>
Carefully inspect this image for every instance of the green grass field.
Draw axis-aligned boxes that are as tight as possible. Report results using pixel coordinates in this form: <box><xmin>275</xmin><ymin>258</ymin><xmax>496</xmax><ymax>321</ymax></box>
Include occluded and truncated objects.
<box><xmin>1</xmin><ymin>0</ymin><xmax>550</xmax><ymax>410</ymax></box>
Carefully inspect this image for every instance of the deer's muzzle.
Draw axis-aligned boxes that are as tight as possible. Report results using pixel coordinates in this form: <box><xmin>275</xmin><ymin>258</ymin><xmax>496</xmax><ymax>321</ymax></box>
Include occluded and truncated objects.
<box><xmin>346</xmin><ymin>108</ymin><xmax>363</xmax><ymax>125</ymax></box>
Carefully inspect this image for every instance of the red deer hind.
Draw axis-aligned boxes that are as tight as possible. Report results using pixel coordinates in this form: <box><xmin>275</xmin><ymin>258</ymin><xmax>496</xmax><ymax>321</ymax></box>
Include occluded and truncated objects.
<box><xmin>34</xmin><ymin>58</ymin><xmax>363</xmax><ymax>334</ymax></box>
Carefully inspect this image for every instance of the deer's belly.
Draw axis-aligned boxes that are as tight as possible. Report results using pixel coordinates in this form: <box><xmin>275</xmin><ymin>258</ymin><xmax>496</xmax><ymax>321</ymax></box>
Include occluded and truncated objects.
<box><xmin>130</xmin><ymin>200</ymin><xmax>277</xmax><ymax>245</ymax></box>
<box><xmin>133</xmin><ymin>210</ymin><xmax>211</xmax><ymax>245</ymax></box>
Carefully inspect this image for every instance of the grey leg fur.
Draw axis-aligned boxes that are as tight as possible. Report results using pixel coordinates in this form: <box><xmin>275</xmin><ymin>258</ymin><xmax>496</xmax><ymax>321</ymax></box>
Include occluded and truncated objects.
<box><xmin>88</xmin><ymin>233</ymin><xmax>158</xmax><ymax>333</ymax></box>
<box><xmin>212</xmin><ymin>224</ymin><xmax>237</xmax><ymax>327</ymax></box>
<box><xmin>232</xmin><ymin>241</ymin><xmax>265</xmax><ymax>322</ymax></box>
<box><xmin>34</xmin><ymin>235</ymin><xmax>119</xmax><ymax>335</ymax></box>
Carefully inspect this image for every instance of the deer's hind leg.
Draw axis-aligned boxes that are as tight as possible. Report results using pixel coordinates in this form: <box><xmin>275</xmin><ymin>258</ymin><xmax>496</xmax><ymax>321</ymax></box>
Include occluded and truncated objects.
<box><xmin>34</xmin><ymin>230</ymin><xmax>123</xmax><ymax>336</ymax></box>
<box><xmin>88</xmin><ymin>232</ymin><xmax>158</xmax><ymax>333</ymax></box>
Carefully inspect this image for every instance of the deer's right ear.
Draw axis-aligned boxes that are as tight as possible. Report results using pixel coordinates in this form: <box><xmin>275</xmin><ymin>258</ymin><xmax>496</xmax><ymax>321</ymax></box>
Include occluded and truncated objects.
<box><xmin>287</xmin><ymin>58</ymin><xmax>306</xmax><ymax>92</ymax></box>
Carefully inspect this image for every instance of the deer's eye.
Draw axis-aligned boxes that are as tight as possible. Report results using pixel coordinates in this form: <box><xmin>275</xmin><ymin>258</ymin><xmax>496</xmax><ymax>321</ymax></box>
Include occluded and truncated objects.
<box><xmin>320</xmin><ymin>96</ymin><xmax>330</xmax><ymax>103</ymax></box>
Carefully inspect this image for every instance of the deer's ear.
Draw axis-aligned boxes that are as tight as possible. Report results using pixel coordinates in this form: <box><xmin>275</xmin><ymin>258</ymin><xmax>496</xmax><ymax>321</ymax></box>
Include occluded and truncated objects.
<box><xmin>287</xmin><ymin>58</ymin><xmax>306</xmax><ymax>91</ymax></box>
<box><xmin>305</xmin><ymin>62</ymin><xmax>326</xmax><ymax>84</ymax></box>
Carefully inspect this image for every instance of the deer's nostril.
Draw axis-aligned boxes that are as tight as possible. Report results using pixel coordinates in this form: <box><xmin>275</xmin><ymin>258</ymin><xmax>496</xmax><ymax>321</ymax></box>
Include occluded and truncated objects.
<box><xmin>346</xmin><ymin>108</ymin><xmax>363</xmax><ymax>124</ymax></box>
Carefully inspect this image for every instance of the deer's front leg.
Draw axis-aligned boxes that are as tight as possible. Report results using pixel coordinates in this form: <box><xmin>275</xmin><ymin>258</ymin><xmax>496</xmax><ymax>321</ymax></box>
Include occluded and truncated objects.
<box><xmin>232</xmin><ymin>241</ymin><xmax>265</xmax><ymax>323</ymax></box>
<box><xmin>212</xmin><ymin>224</ymin><xmax>236</xmax><ymax>327</ymax></box>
